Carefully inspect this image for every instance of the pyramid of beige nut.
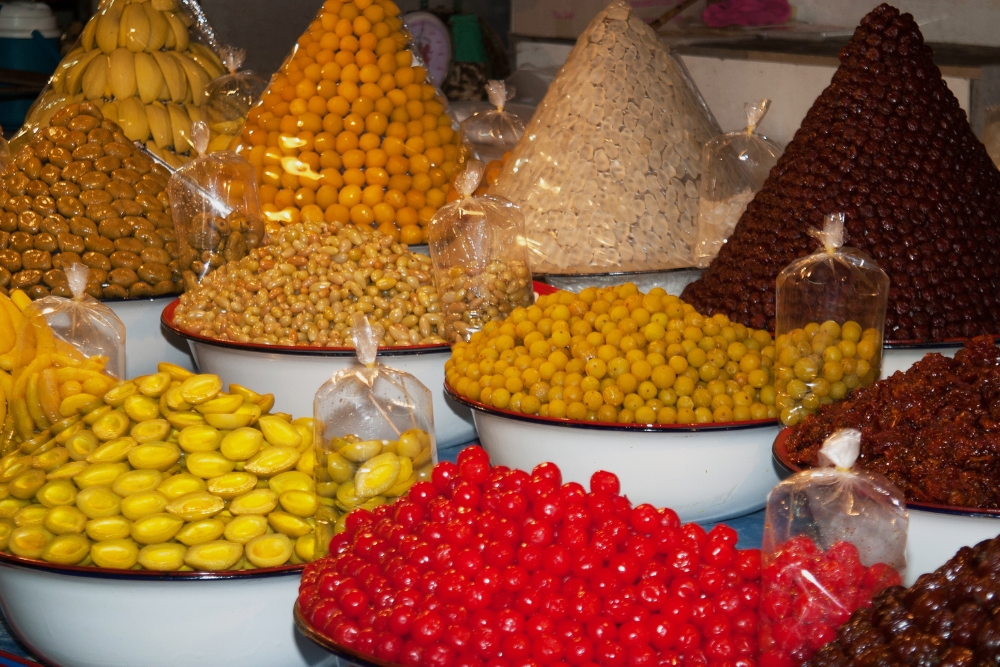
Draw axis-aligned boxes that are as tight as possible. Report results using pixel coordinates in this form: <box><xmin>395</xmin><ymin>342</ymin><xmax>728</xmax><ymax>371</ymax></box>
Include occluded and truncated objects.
<box><xmin>492</xmin><ymin>0</ymin><xmax>719</xmax><ymax>275</ymax></box>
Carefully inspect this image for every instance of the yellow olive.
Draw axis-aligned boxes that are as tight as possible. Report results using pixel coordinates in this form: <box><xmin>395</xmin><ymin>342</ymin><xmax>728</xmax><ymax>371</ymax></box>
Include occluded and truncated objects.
<box><xmin>194</xmin><ymin>394</ymin><xmax>244</xmax><ymax>414</ymax></box>
<box><xmin>137</xmin><ymin>542</ymin><xmax>186</xmax><ymax>571</ymax></box>
<box><xmin>339</xmin><ymin>439</ymin><xmax>383</xmax><ymax>462</ymax></box>
<box><xmin>44</xmin><ymin>506</ymin><xmax>88</xmax><ymax>535</ymax></box>
<box><xmin>165</xmin><ymin>491</ymin><xmax>225</xmax><ymax>521</ymax></box>
<box><xmin>295</xmin><ymin>534</ymin><xmax>316</xmax><ymax>562</ymax></box>
<box><xmin>42</xmin><ymin>533</ymin><xmax>91</xmax><ymax>565</ymax></box>
<box><xmin>103</xmin><ymin>383</ymin><xmax>138</xmax><ymax>408</ymax></box>
<box><xmin>36</xmin><ymin>479</ymin><xmax>78</xmax><ymax>507</ymax></box>
<box><xmin>128</xmin><ymin>442</ymin><xmax>181</xmax><ymax>471</ymax></box>
<box><xmin>229</xmin><ymin>489</ymin><xmax>278</xmax><ymax>515</ymax></box>
<box><xmin>85</xmin><ymin>515</ymin><xmax>132</xmax><ymax>542</ymax></box>
<box><xmin>223</xmin><ymin>514</ymin><xmax>268</xmax><ymax>544</ymax></box>
<box><xmin>279</xmin><ymin>490</ymin><xmax>318</xmax><ymax>518</ymax></box>
<box><xmin>90</xmin><ymin>538</ymin><xmax>139</xmax><ymax>568</ymax></box>
<box><xmin>45</xmin><ymin>460</ymin><xmax>89</xmax><ymax>481</ymax></box>
<box><xmin>65</xmin><ymin>430</ymin><xmax>100</xmax><ymax>461</ymax></box>
<box><xmin>158</xmin><ymin>362</ymin><xmax>194</xmax><ymax>382</ymax></box>
<box><xmin>325</xmin><ymin>451</ymin><xmax>355</xmax><ymax>483</ymax></box>
<box><xmin>130</xmin><ymin>512</ymin><xmax>184</xmax><ymax>545</ymax></box>
<box><xmin>59</xmin><ymin>393</ymin><xmax>98</xmax><ymax>418</ymax></box>
<box><xmin>296</xmin><ymin>448</ymin><xmax>316</xmax><ymax>475</ymax></box>
<box><xmin>175</xmin><ymin>518</ymin><xmax>226</xmax><ymax>546</ymax></box>
<box><xmin>219</xmin><ymin>428</ymin><xmax>264</xmax><ymax>461</ymax></box>
<box><xmin>269</xmin><ymin>471</ymin><xmax>315</xmax><ymax>495</ymax></box>
<box><xmin>13</xmin><ymin>504</ymin><xmax>49</xmax><ymax>527</ymax></box>
<box><xmin>138</xmin><ymin>372</ymin><xmax>172</xmax><ymax>398</ymax></box>
<box><xmin>32</xmin><ymin>447</ymin><xmax>70</xmax><ymax>472</ymax></box>
<box><xmin>76</xmin><ymin>485</ymin><xmax>122</xmax><ymax>519</ymax></box>
<box><xmin>9</xmin><ymin>468</ymin><xmax>47</xmax><ymax>499</ymax></box>
<box><xmin>111</xmin><ymin>470</ymin><xmax>164</xmax><ymax>497</ymax></box>
<box><xmin>73</xmin><ymin>462</ymin><xmax>129</xmax><ymax>488</ymax></box>
<box><xmin>245</xmin><ymin>533</ymin><xmax>292</xmax><ymax>568</ymax></box>
<box><xmin>0</xmin><ymin>455</ymin><xmax>33</xmax><ymax>482</ymax></box>
<box><xmin>184</xmin><ymin>540</ymin><xmax>243</xmax><ymax>571</ymax></box>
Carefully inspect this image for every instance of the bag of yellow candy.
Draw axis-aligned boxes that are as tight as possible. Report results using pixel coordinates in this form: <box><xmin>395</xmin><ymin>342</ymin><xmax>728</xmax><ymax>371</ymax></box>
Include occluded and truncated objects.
<box><xmin>27</xmin><ymin>263</ymin><xmax>126</xmax><ymax>379</ymax></box>
<box><xmin>167</xmin><ymin>120</ymin><xmax>265</xmax><ymax>287</ymax></box>
<box><xmin>312</xmin><ymin>312</ymin><xmax>435</xmax><ymax>555</ymax></box>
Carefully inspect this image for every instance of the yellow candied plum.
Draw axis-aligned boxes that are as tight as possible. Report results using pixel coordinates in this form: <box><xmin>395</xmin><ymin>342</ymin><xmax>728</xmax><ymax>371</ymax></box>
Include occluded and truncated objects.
<box><xmin>9</xmin><ymin>525</ymin><xmax>53</xmax><ymax>558</ymax></box>
<box><xmin>295</xmin><ymin>534</ymin><xmax>316</xmax><ymax>562</ymax></box>
<box><xmin>177</xmin><ymin>425</ymin><xmax>223</xmax><ymax>453</ymax></box>
<box><xmin>157</xmin><ymin>473</ymin><xmax>207</xmax><ymax>499</ymax></box>
<box><xmin>279</xmin><ymin>489</ymin><xmax>319</xmax><ymax>517</ymax></box>
<box><xmin>175</xmin><ymin>518</ymin><xmax>226</xmax><ymax>546</ymax></box>
<box><xmin>194</xmin><ymin>394</ymin><xmax>244</xmax><ymax>415</ymax></box>
<box><xmin>86</xmin><ymin>437</ymin><xmax>139</xmax><ymax>464</ymax></box>
<box><xmin>85</xmin><ymin>515</ymin><xmax>132</xmax><ymax>542</ymax></box>
<box><xmin>120</xmin><ymin>491</ymin><xmax>169</xmax><ymax>521</ymax></box>
<box><xmin>245</xmin><ymin>533</ymin><xmax>292</xmax><ymax>568</ymax></box>
<box><xmin>165</xmin><ymin>491</ymin><xmax>226</xmax><ymax>521</ymax></box>
<box><xmin>73</xmin><ymin>462</ymin><xmax>129</xmax><ymax>489</ymax></box>
<box><xmin>206</xmin><ymin>472</ymin><xmax>258</xmax><ymax>499</ymax></box>
<box><xmin>219</xmin><ymin>428</ymin><xmax>264</xmax><ymax>462</ymax></box>
<box><xmin>268</xmin><ymin>471</ymin><xmax>315</xmax><ymax>495</ymax></box>
<box><xmin>223</xmin><ymin>514</ymin><xmax>268</xmax><ymax>544</ymax></box>
<box><xmin>257</xmin><ymin>416</ymin><xmax>302</xmax><ymax>449</ymax></box>
<box><xmin>123</xmin><ymin>395</ymin><xmax>160</xmax><ymax>423</ymax></box>
<box><xmin>76</xmin><ymin>486</ymin><xmax>122</xmax><ymax>519</ymax></box>
<box><xmin>36</xmin><ymin>479</ymin><xmax>77</xmax><ymax>508</ymax></box>
<box><xmin>13</xmin><ymin>504</ymin><xmax>49</xmax><ymax>526</ymax></box>
<box><xmin>267</xmin><ymin>511</ymin><xmax>312</xmax><ymax>537</ymax></box>
<box><xmin>90</xmin><ymin>538</ymin><xmax>139</xmax><ymax>569</ymax></box>
<box><xmin>130</xmin><ymin>419</ymin><xmax>171</xmax><ymax>443</ymax></box>
<box><xmin>138</xmin><ymin>373</ymin><xmax>172</xmax><ymax>398</ymax></box>
<box><xmin>32</xmin><ymin>447</ymin><xmax>70</xmax><ymax>472</ymax></box>
<box><xmin>44</xmin><ymin>506</ymin><xmax>88</xmax><ymax>535</ymax></box>
<box><xmin>353</xmin><ymin>452</ymin><xmax>400</xmax><ymax>499</ymax></box>
<box><xmin>229</xmin><ymin>489</ymin><xmax>278</xmax><ymax>515</ymax></box>
<box><xmin>0</xmin><ymin>519</ymin><xmax>12</xmax><ymax>550</ymax></box>
<box><xmin>244</xmin><ymin>446</ymin><xmax>300</xmax><ymax>478</ymax></box>
<box><xmin>130</xmin><ymin>512</ymin><xmax>184</xmax><ymax>545</ymax></box>
<box><xmin>179</xmin><ymin>375</ymin><xmax>223</xmax><ymax>405</ymax></box>
<box><xmin>90</xmin><ymin>410</ymin><xmax>131</xmax><ymax>441</ymax></box>
<box><xmin>184</xmin><ymin>540</ymin><xmax>243</xmax><ymax>571</ymax></box>
<box><xmin>9</xmin><ymin>469</ymin><xmax>47</xmax><ymax>499</ymax></box>
<box><xmin>112</xmin><ymin>470</ymin><xmax>164</xmax><ymax>497</ymax></box>
<box><xmin>128</xmin><ymin>442</ymin><xmax>182</xmax><ymax>472</ymax></box>
<box><xmin>137</xmin><ymin>542</ymin><xmax>187</xmax><ymax>571</ymax></box>
<box><xmin>185</xmin><ymin>451</ymin><xmax>236</xmax><ymax>479</ymax></box>
<box><xmin>42</xmin><ymin>533</ymin><xmax>91</xmax><ymax>565</ymax></box>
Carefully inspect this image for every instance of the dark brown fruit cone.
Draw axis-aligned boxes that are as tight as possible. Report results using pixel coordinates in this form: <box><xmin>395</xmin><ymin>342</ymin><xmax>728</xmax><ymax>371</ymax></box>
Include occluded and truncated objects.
<box><xmin>681</xmin><ymin>3</ymin><xmax>1000</xmax><ymax>342</ymax></box>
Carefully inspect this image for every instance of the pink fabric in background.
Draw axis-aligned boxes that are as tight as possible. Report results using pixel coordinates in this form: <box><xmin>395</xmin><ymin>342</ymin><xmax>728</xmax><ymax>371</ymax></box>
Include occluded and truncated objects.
<box><xmin>702</xmin><ymin>0</ymin><xmax>792</xmax><ymax>27</ymax></box>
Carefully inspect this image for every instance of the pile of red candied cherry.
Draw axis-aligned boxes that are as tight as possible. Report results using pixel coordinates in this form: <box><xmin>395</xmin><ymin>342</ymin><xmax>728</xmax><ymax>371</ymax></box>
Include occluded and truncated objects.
<box><xmin>298</xmin><ymin>448</ymin><xmax>762</xmax><ymax>667</ymax></box>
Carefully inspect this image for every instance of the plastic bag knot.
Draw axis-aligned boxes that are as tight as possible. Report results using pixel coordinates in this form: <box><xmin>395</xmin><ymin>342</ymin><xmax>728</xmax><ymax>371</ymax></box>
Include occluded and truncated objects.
<box><xmin>455</xmin><ymin>160</ymin><xmax>485</xmax><ymax>198</ymax></box>
<box><xmin>351</xmin><ymin>312</ymin><xmax>384</xmax><ymax>368</ymax></box>
<box><xmin>745</xmin><ymin>99</ymin><xmax>771</xmax><ymax>135</ymax></box>
<box><xmin>818</xmin><ymin>427</ymin><xmax>861</xmax><ymax>471</ymax></box>
<box><xmin>809</xmin><ymin>213</ymin><xmax>846</xmax><ymax>255</ymax></box>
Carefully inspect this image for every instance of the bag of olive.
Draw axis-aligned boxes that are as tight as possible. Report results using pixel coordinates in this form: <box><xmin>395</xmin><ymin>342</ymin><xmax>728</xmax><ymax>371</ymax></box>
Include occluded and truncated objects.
<box><xmin>27</xmin><ymin>263</ymin><xmax>126</xmax><ymax>378</ymax></box>
<box><xmin>761</xmin><ymin>428</ymin><xmax>907</xmax><ymax>667</ymax></box>
<box><xmin>772</xmin><ymin>213</ymin><xmax>889</xmax><ymax>426</ymax></box>
<box><xmin>428</xmin><ymin>160</ymin><xmax>532</xmax><ymax>343</ymax></box>
<box><xmin>692</xmin><ymin>100</ymin><xmax>782</xmax><ymax>267</ymax></box>
<box><xmin>202</xmin><ymin>46</ymin><xmax>268</xmax><ymax>150</ymax></box>
<box><xmin>167</xmin><ymin>120</ymin><xmax>265</xmax><ymax>288</ymax></box>
<box><xmin>491</xmin><ymin>0</ymin><xmax>720</xmax><ymax>275</ymax></box>
<box><xmin>459</xmin><ymin>80</ymin><xmax>526</xmax><ymax>165</ymax></box>
<box><xmin>312</xmin><ymin>312</ymin><xmax>436</xmax><ymax>555</ymax></box>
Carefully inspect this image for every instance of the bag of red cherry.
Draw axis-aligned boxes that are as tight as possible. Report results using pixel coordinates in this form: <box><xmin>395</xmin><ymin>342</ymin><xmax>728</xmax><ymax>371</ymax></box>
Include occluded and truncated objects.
<box><xmin>760</xmin><ymin>428</ymin><xmax>907</xmax><ymax>667</ymax></box>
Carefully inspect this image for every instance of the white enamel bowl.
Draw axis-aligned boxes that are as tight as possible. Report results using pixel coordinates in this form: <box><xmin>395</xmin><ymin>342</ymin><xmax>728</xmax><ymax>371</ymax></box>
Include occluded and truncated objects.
<box><xmin>773</xmin><ymin>429</ymin><xmax>1000</xmax><ymax>587</ymax></box>
<box><xmin>0</xmin><ymin>555</ymin><xmax>336</xmax><ymax>667</ymax></box>
<box><xmin>161</xmin><ymin>301</ymin><xmax>475</xmax><ymax>448</ymax></box>
<box><xmin>105</xmin><ymin>296</ymin><xmax>195</xmax><ymax>377</ymax></box>
<box><xmin>447</xmin><ymin>385</ymin><xmax>782</xmax><ymax>523</ymax></box>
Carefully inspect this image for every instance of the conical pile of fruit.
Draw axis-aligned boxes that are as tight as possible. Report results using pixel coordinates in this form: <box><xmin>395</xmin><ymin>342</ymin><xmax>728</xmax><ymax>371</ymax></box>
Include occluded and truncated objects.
<box><xmin>682</xmin><ymin>4</ymin><xmax>1000</xmax><ymax>341</ymax></box>
<box><xmin>238</xmin><ymin>0</ymin><xmax>461</xmax><ymax>244</ymax></box>
<box><xmin>26</xmin><ymin>0</ymin><xmax>226</xmax><ymax>167</ymax></box>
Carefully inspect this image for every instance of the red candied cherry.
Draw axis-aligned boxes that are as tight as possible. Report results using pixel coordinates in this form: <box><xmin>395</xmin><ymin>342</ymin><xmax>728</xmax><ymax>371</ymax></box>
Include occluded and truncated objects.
<box><xmin>602</xmin><ymin>593</ymin><xmax>636</xmax><ymax>624</ymax></box>
<box><xmin>502</xmin><ymin>633</ymin><xmax>532</xmax><ymax>660</ymax></box>
<box><xmin>429</xmin><ymin>498</ymin><xmax>458</xmax><ymax>524</ymax></box>
<box><xmin>533</xmin><ymin>634</ymin><xmax>566</xmax><ymax>663</ymax></box>
<box><xmin>807</xmin><ymin>623</ymin><xmax>837</xmax><ymax>651</ymax></box>
<box><xmin>705</xmin><ymin>541</ymin><xmax>736</xmax><ymax>568</ymax></box>
<box><xmin>559</xmin><ymin>482</ymin><xmax>587</xmax><ymax>504</ymax></box>
<box><xmin>543</xmin><ymin>545</ymin><xmax>573</xmax><ymax>576</ymax></box>
<box><xmin>396</xmin><ymin>589</ymin><xmax>422</xmax><ymax>609</ymax></box>
<box><xmin>565</xmin><ymin>637</ymin><xmax>595</xmax><ymax>666</ymax></box>
<box><xmin>339</xmin><ymin>588</ymin><xmax>370</xmax><ymax>618</ymax></box>
<box><xmin>714</xmin><ymin>589</ymin><xmax>743</xmax><ymax>617</ymax></box>
<box><xmin>486</xmin><ymin>541</ymin><xmax>517</xmax><ymax>568</ymax></box>
<box><xmin>611</xmin><ymin>495</ymin><xmax>632</xmax><ymax>517</ymax></box>
<box><xmin>586</xmin><ymin>618</ymin><xmax>618</xmax><ymax>643</ymax></box>
<box><xmin>563</xmin><ymin>504</ymin><xmax>591</xmax><ymax>526</ymax></box>
<box><xmin>457</xmin><ymin>446</ymin><xmax>491</xmax><ymax>483</ymax></box>
<box><xmin>732</xmin><ymin>610</ymin><xmax>757</xmax><ymax>636</ymax></box>
<box><xmin>595</xmin><ymin>639</ymin><xmax>627</xmax><ymax>667</ymax></box>
<box><xmin>732</xmin><ymin>633</ymin><xmax>755</xmax><ymax>656</ymax></box>
<box><xmin>653</xmin><ymin>526</ymin><xmax>680</xmax><ymax>555</ymax></box>
<box><xmin>625</xmin><ymin>535</ymin><xmax>656</xmax><ymax>564</ymax></box>
<box><xmin>572</xmin><ymin>550</ymin><xmax>602</xmax><ymax>580</ymax></box>
<box><xmin>589</xmin><ymin>531</ymin><xmax>617</xmax><ymax>562</ymax></box>
<box><xmin>519</xmin><ymin>544</ymin><xmax>544</xmax><ymax>571</ymax></box>
<box><xmin>516</xmin><ymin>588</ymin><xmax>544</xmax><ymax>616</ymax></box>
<box><xmin>658</xmin><ymin>507</ymin><xmax>681</xmax><ymax>530</ymax></box>
<box><xmin>410</xmin><ymin>481</ymin><xmax>439</xmax><ymax>507</ymax></box>
<box><xmin>452</xmin><ymin>481</ymin><xmax>483</xmax><ymax>509</ymax></box>
<box><xmin>424</xmin><ymin>642</ymin><xmax>457</xmax><ymax>667</ymax></box>
<box><xmin>412</xmin><ymin>609</ymin><xmax>445</xmax><ymax>646</ymax></box>
<box><xmin>673</xmin><ymin>624</ymin><xmax>701</xmax><ymax>652</ymax></box>
<box><xmin>527</xmin><ymin>475</ymin><xmax>559</xmax><ymax>502</ymax></box>
<box><xmin>700</xmin><ymin>614</ymin><xmax>731</xmax><ymax>639</ymax></box>
<box><xmin>531</xmin><ymin>571</ymin><xmax>561</xmax><ymax>595</ymax></box>
<box><xmin>532</xmin><ymin>462</ymin><xmax>563</xmax><ymax>487</ymax></box>
<box><xmin>541</xmin><ymin>593</ymin><xmax>569</xmax><ymax>620</ymax></box>
<box><xmin>648</xmin><ymin>615</ymin><xmax>677</xmax><ymax>650</ymax></box>
<box><xmin>344</xmin><ymin>508</ymin><xmax>375</xmax><ymax>536</ymax></box>
<box><xmin>464</xmin><ymin>582</ymin><xmax>493</xmax><ymax>610</ymax></box>
<box><xmin>498</xmin><ymin>491</ymin><xmax>529</xmax><ymax>519</ymax></box>
<box><xmin>444</xmin><ymin>520</ymin><xmax>474</xmax><ymax>546</ymax></box>
<box><xmin>590</xmin><ymin>569</ymin><xmax>622</xmax><ymax>597</ymax></box>
<box><xmin>503</xmin><ymin>565</ymin><xmax>531</xmax><ymax>592</ymax></box>
<box><xmin>637</xmin><ymin>580</ymin><xmax>667</xmax><ymax>610</ymax></box>
<box><xmin>609</xmin><ymin>553</ymin><xmax>642</xmax><ymax>586</ymax></box>
<box><xmin>523</xmin><ymin>519</ymin><xmax>555</xmax><ymax>547</ymax></box>
<box><xmin>502</xmin><ymin>469</ymin><xmax>532</xmax><ymax>492</ymax></box>
<box><xmin>455</xmin><ymin>549</ymin><xmax>485</xmax><ymax>576</ymax></box>
<box><xmin>668</xmin><ymin>547</ymin><xmax>700</xmax><ymax>577</ymax></box>
<box><xmin>444</xmin><ymin>624</ymin><xmax>473</xmax><ymax>652</ymax></box>
<box><xmin>433</xmin><ymin>461</ymin><xmax>460</xmax><ymax>493</ymax></box>
<box><xmin>494</xmin><ymin>517</ymin><xmax>522</xmax><ymax>544</ymax></box>
<box><xmin>310</xmin><ymin>598</ymin><xmax>342</xmax><ymax>628</ymax></box>
<box><xmin>559</xmin><ymin>523</ymin><xmax>589</xmax><ymax>551</ymax></box>
<box><xmin>533</xmin><ymin>492</ymin><xmax>566</xmax><ymax>523</ymax></box>
<box><xmin>705</xmin><ymin>637</ymin><xmax>735</xmax><ymax>661</ymax></box>
<box><xmin>569</xmin><ymin>590</ymin><xmax>601</xmax><ymax>623</ymax></box>
<box><xmin>734</xmin><ymin>549</ymin><xmax>761</xmax><ymax>580</ymax></box>
<box><xmin>439</xmin><ymin>571</ymin><xmax>469</xmax><ymax>603</ymax></box>
<box><xmin>556</xmin><ymin>619</ymin><xmax>584</xmax><ymax>641</ymax></box>
<box><xmin>708</xmin><ymin>524</ymin><xmax>739</xmax><ymax>547</ymax></box>
<box><xmin>628</xmin><ymin>645</ymin><xmax>657</xmax><ymax>667</ymax></box>
<box><xmin>697</xmin><ymin>566</ymin><xmax>725</xmax><ymax>595</ymax></box>
<box><xmin>669</xmin><ymin>576</ymin><xmax>699</xmax><ymax>600</ymax></box>
<box><xmin>389</xmin><ymin>605</ymin><xmax>415</xmax><ymax>635</ymax></box>
<box><xmin>679</xmin><ymin>524</ymin><xmax>707</xmax><ymax>550</ymax></box>
<box><xmin>587</xmin><ymin>493</ymin><xmax>615</xmax><ymax>519</ymax></box>
<box><xmin>375</xmin><ymin>631</ymin><xmax>403</xmax><ymax>661</ymax></box>
<box><xmin>455</xmin><ymin>652</ymin><xmax>484</xmax><ymax>667</ymax></box>
<box><xmin>759</xmin><ymin>650</ymin><xmax>793</xmax><ymax>667</ymax></box>
<box><xmin>483</xmin><ymin>658</ymin><xmax>508</xmax><ymax>667</ymax></box>
<box><xmin>863</xmin><ymin>562</ymin><xmax>902</xmax><ymax>591</ymax></box>
<box><xmin>356</xmin><ymin>627</ymin><xmax>378</xmax><ymax>654</ymax></box>
<box><xmin>618</xmin><ymin>620</ymin><xmax>650</xmax><ymax>646</ymax></box>
<box><xmin>527</xmin><ymin>613</ymin><xmax>556</xmax><ymax>637</ymax></box>
<box><xmin>689</xmin><ymin>599</ymin><xmax>715</xmax><ymax>625</ymax></box>
<box><xmin>332</xmin><ymin>619</ymin><xmax>361</xmax><ymax>647</ymax></box>
<box><xmin>590</xmin><ymin>471</ymin><xmax>620</xmax><ymax>496</ymax></box>
<box><xmin>630</xmin><ymin>504</ymin><xmax>660</xmax><ymax>535</ymax></box>
<box><xmin>496</xmin><ymin>608</ymin><xmax>527</xmax><ymax>635</ymax></box>
<box><xmin>471</xmin><ymin>627</ymin><xmax>501</xmax><ymax>657</ymax></box>
<box><xmin>477</xmin><ymin>511</ymin><xmax>500</xmax><ymax>538</ymax></box>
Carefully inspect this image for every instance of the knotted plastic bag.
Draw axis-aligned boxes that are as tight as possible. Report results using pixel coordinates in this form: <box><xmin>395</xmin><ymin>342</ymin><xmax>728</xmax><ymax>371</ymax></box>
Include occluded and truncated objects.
<box><xmin>761</xmin><ymin>428</ymin><xmax>907</xmax><ymax>667</ymax></box>
<box><xmin>203</xmin><ymin>46</ymin><xmax>268</xmax><ymax>148</ymax></box>
<box><xmin>27</xmin><ymin>264</ymin><xmax>126</xmax><ymax>379</ymax></box>
<box><xmin>693</xmin><ymin>100</ymin><xmax>782</xmax><ymax>267</ymax></box>
<box><xmin>428</xmin><ymin>161</ymin><xmax>532</xmax><ymax>343</ymax></box>
<box><xmin>772</xmin><ymin>213</ymin><xmax>889</xmax><ymax>426</ymax></box>
<box><xmin>312</xmin><ymin>313</ymin><xmax>436</xmax><ymax>555</ymax></box>
<box><xmin>460</xmin><ymin>81</ymin><xmax>526</xmax><ymax>165</ymax></box>
<box><xmin>168</xmin><ymin>120</ymin><xmax>266</xmax><ymax>288</ymax></box>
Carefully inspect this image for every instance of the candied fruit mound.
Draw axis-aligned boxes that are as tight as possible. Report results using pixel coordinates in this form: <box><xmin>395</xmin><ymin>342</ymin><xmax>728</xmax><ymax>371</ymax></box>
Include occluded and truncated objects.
<box><xmin>801</xmin><ymin>534</ymin><xmax>1000</xmax><ymax>667</ymax></box>
<box><xmin>784</xmin><ymin>335</ymin><xmax>1000</xmax><ymax>509</ymax></box>
<box><xmin>682</xmin><ymin>3</ymin><xmax>1000</xmax><ymax>342</ymax></box>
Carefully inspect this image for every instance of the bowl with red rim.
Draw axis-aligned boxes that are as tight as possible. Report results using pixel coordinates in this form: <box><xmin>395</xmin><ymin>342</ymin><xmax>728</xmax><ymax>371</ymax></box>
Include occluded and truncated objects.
<box><xmin>0</xmin><ymin>553</ymin><xmax>337</xmax><ymax>667</ymax></box>
<box><xmin>772</xmin><ymin>427</ymin><xmax>1000</xmax><ymax>586</ymax></box>
<box><xmin>161</xmin><ymin>300</ymin><xmax>475</xmax><ymax>448</ymax></box>
<box><xmin>446</xmin><ymin>385</ymin><xmax>782</xmax><ymax>523</ymax></box>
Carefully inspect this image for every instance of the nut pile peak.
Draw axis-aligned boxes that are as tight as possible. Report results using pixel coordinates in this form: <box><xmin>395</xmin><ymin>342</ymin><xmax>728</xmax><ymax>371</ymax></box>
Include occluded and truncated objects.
<box><xmin>681</xmin><ymin>3</ymin><xmax>1000</xmax><ymax>342</ymax></box>
<box><xmin>26</xmin><ymin>0</ymin><xmax>228</xmax><ymax>167</ymax></box>
<box><xmin>239</xmin><ymin>0</ymin><xmax>461</xmax><ymax>244</ymax></box>
<box><xmin>298</xmin><ymin>449</ymin><xmax>764</xmax><ymax>667</ymax></box>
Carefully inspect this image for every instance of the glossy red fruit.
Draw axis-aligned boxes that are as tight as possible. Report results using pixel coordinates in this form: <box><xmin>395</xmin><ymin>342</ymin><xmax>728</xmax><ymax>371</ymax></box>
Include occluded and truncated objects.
<box><xmin>589</xmin><ymin>471</ymin><xmax>621</xmax><ymax>496</ymax></box>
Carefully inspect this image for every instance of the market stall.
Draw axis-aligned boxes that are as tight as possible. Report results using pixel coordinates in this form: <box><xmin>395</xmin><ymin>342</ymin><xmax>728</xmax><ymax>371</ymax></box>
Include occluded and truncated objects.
<box><xmin>0</xmin><ymin>0</ymin><xmax>998</xmax><ymax>666</ymax></box>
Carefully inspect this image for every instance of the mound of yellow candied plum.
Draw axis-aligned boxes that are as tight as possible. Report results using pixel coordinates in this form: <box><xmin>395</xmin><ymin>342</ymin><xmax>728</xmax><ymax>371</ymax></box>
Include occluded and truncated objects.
<box><xmin>446</xmin><ymin>284</ymin><xmax>785</xmax><ymax>425</ymax></box>
<box><xmin>773</xmin><ymin>321</ymin><xmax>882</xmax><ymax>426</ymax></box>
<box><xmin>239</xmin><ymin>0</ymin><xmax>460</xmax><ymax>245</ymax></box>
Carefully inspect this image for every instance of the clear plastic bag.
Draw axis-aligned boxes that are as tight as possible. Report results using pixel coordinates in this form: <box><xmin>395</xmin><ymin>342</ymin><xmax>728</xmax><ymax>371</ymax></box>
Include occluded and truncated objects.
<box><xmin>312</xmin><ymin>313</ymin><xmax>436</xmax><ymax>556</ymax></box>
<box><xmin>26</xmin><ymin>264</ymin><xmax>126</xmax><ymax>379</ymax></box>
<box><xmin>13</xmin><ymin>0</ymin><xmax>227</xmax><ymax>167</ymax></box>
<box><xmin>203</xmin><ymin>46</ymin><xmax>268</xmax><ymax>151</ymax></box>
<box><xmin>168</xmin><ymin>121</ymin><xmax>265</xmax><ymax>287</ymax></box>
<box><xmin>460</xmin><ymin>81</ymin><xmax>526</xmax><ymax>165</ymax></box>
<box><xmin>428</xmin><ymin>161</ymin><xmax>532</xmax><ymax>343</ymax></box>
<box><xmin>761</xmin><ymin>428</ymin><xmax>907</xmax><ymax>667</ymax></box>
<box><xmin>773</xmin><ymin>213</ymin><xmax>889</xmax><ymax>426</ymax></box>
<box><xmin>491</xmin><ymin>0</ymin><xmax>720</xmax><ymax>275</ymax></box>
<box><xmin>692</xmin><ymin>100</ymin><xmax>782</xmax><ymax>267</ymax></box>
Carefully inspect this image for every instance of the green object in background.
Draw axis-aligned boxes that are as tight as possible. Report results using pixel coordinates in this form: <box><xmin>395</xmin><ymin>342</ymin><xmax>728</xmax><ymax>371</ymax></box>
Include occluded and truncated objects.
<box><xmin>450</xmin><ymin>13</ymin><xmax>487</xmax><ymax>64</ymax></box>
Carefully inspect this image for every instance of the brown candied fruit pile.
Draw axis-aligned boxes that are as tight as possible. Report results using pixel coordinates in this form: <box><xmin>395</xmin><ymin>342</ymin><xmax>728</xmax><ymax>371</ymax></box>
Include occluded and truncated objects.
<box><xmin>784</xmin><ymin>335</ymin><xmax>1000</xmax><ymax>509</ymax></box>
<box><xmin>682</xmin><ymin>3</ymin><xmax>1000</xmax><ymax>342</ymax></box>
<box><xmin>806</xmin><ymin>535</ymin><xmax>1000</xmax><ymax>667</ymax></box>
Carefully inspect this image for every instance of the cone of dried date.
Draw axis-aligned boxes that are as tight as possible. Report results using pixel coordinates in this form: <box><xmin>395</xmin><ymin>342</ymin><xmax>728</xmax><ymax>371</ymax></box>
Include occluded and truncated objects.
<box><xmin>682</xmin><ymin>3</ymin><xmax>1000</xmax><ymax>342</ymax></box>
